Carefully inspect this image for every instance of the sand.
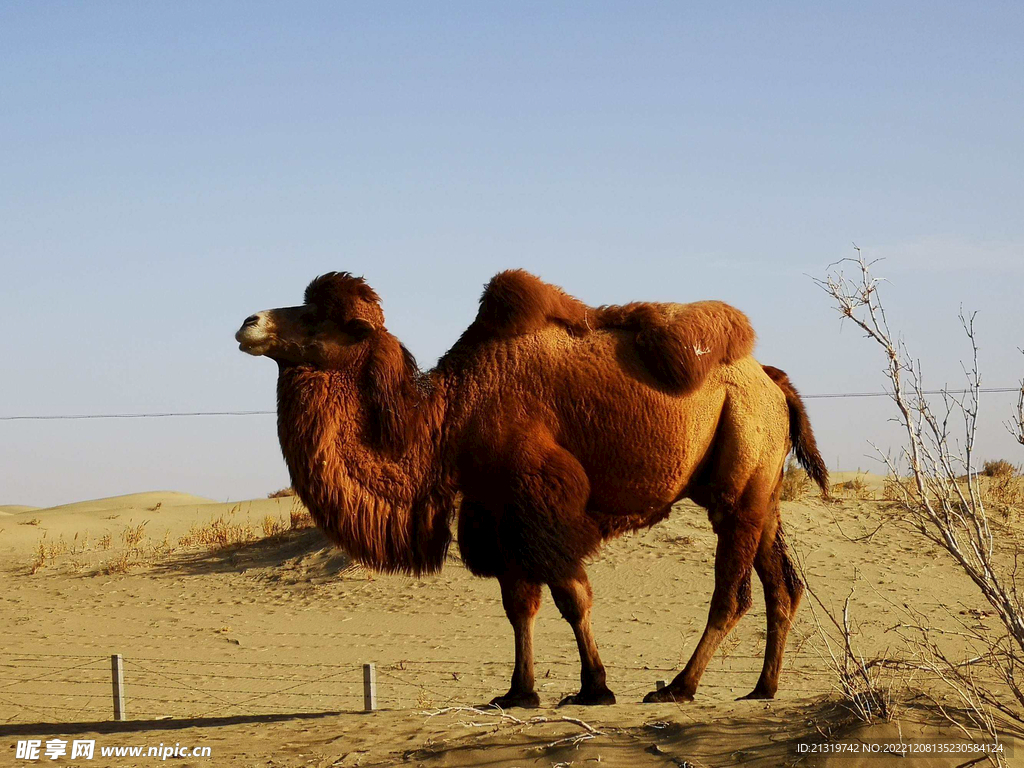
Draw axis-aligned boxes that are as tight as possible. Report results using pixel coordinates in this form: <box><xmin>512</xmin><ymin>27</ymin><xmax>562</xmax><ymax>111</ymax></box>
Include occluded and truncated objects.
<box><xmin>0</xmin><ymin>483</ymin><xmax>1020</xmax><ymax>766</ymax></box>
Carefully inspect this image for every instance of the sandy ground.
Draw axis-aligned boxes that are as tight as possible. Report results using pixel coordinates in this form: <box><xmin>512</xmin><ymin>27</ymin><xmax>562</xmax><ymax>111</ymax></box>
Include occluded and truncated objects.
<box><xmin>1</xmin><ymin>481</ymin><xmax>1021</xmax><ymax>767</ymax></box>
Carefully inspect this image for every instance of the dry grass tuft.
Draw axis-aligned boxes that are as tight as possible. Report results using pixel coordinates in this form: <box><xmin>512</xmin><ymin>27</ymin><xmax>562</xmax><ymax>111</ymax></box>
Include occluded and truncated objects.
<box><xmin>289</xmin><ymin>499</ymin><xmax>314</xmax><ymax>530</ymax></box>
<box><xmin>779</xmin><ymin>459</ymin><xmax>810</xmax><ymax>501</ymax></box>
<box><xmin>268</xmin><ymin>487</ymin><xmax>296</xmax><ymax>498</ymax></box>
<box><xmin>30</xmin><ymin>534</ymin><xmax>71</xmax><ymax>573</ymax></box>
<box><xmin>105</xmin><ymin>521</ymin><xmax>151</xmax><ymax>574</ymax></box>
<box><xmin>178</xmin><ymin>505</ymin><xmax>257</xmax><ymax>550</ymax></box>
<box><xmin>983</xmin><ymin>463</ymin><xmax>1023</xmax><ymax>510</ymax></box>
<box><xmin>262</xmin><ymin>514</ymin><xmax>289</xmax><ymax>538</ymax></box>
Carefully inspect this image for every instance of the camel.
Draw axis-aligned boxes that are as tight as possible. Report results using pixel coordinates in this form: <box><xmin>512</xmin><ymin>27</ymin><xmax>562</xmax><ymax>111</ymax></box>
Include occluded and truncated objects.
<box><xmin>235</xmin><ymin>269</ymin><xmax>829</xmax><ymax>707</ymax></box>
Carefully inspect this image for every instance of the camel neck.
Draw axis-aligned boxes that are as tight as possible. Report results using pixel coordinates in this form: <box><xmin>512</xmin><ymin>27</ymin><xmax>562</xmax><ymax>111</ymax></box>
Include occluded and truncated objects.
<box><xmin>275</xmin><ymin>365</ymin><xmax>454</xmax><ymax>575</ymax></box>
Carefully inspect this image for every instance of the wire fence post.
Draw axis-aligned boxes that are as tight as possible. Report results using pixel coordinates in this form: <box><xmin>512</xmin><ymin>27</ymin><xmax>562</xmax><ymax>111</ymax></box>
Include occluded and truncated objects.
<box><xmin>363</xmin><ymin>663</ymin><xmax>377</xmax><ymax>712</ymax></box>
<box><xmin>111</xmin><ymin>654</ymin><xmax>126</xmax><ymax>721</ymax></box>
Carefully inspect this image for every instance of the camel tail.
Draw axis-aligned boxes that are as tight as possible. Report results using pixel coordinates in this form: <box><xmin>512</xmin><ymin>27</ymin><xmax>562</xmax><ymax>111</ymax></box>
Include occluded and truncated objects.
<box><xmin>762</xmin><ymin>365</ymin><xmax>830</xmax><ymax>499</ymax></box>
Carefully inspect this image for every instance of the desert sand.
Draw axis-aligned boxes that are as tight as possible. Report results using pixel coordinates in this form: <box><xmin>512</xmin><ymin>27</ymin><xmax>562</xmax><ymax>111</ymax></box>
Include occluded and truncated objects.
<box><xmin>1</xmin><ymin>481</ymin><xmax>1020</xmax><ymax>766</ymax></box>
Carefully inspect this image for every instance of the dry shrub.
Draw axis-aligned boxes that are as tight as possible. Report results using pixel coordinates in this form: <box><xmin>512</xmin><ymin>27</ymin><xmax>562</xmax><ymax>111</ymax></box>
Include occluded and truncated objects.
<box><xmin>30</xmin><ymin>540</ymin><xmax>46</xmax><ymax>574</ymax></box>
<box><xmin>69</xmin><ymin>531</ymin><xmax>89</xmax><ymax>555</ymax></box>
<box><xmin>882</xmin><ymin>474</ymin><xmax>915</xmax><ymax>502</ymax></box>
<box><xmin>983</xmin><ymin>459</ymin><xmax>1016</xmax><ymax>478</ymax></box>
<box><xmin>121</xmin><ymin>521</ymin><xmax>147</xmax><ymax>550</ymax></box>
<box><xmin>268</xmin><ymin>487</ymin><xmax>296</xmax><ymax>498</ymax></box>
<box><xmin>983</xmin><ymin>463</ymin><xmax>1023</xmax><ymax>510</ymax></box>
<box><xmin>779</xmin><ymin>459</ymin><xmax>810</xmax><ymax>501</ymax></box>
<box><xmin>802</xmin><ymin>570</ymin><xmax>908</xmax><ymax>723</ymax></box>
<box><xmin>105</xmin><ymin>550</ymin><xmax>138</xmax><ymax>574</ymax></box>
<box><xmin>831</xmin><ymin>474</ymin><xmax>872</xmax><ymax>499</ymax></box>
<box><xmin>98</xmin><ymin>533</ymin><xmax>112</xmax><ymax>550</ymax></box>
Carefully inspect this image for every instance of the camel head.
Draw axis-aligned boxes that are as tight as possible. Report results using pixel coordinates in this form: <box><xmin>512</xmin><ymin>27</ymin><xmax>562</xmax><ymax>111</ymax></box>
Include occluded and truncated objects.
<box><xmin>235</xmin><ymin>272</ymin><xmax>386</xmax><ymax>368</ymax></box>
<box><xmin>238</xmin><ymin>272</ymin><xmax>425</xmax><ymax>451</ymax></box>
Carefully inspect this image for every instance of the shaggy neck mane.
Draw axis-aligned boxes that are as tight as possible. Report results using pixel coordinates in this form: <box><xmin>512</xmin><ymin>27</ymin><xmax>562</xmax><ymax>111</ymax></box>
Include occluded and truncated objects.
<box><xmin>276</xmin><ymin>343</ymin><xmax>453</xmax><ymax>576</ymax></box>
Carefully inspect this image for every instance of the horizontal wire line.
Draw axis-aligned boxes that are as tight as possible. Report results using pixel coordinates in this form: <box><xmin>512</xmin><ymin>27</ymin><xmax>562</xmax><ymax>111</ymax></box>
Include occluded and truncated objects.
<box><xmin>2</xmin><ymin>386</ymin><xmax>1020</xmax><ymax>421</ymax></box>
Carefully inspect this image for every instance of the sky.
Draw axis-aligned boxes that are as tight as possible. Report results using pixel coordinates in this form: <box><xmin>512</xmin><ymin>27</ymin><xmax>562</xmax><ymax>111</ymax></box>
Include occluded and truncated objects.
<box><xmin>2</xmin><ymin>1</ymin><xmax>1023</xmax><ymax>507</ymax></box>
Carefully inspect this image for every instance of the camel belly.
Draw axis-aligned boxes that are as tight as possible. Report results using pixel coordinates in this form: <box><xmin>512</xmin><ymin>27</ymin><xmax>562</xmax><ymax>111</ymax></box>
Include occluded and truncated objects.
<box><xmin>562</xmin><ymin>394</ymin><xmax>724</xmax><ymax>515</ymax></box>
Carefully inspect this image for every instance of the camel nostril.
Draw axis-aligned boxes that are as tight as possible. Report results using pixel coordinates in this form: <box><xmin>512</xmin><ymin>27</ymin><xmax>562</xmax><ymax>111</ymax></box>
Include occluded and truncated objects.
<box><xmin>243</xmin><ymin>314</ymin><xmax>260</xmax><ymax>328</ymax></box>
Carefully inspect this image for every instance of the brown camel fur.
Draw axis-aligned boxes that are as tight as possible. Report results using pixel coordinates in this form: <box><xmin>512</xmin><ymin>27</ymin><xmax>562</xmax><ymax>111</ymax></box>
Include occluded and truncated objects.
<box><xmin>236</xmin><ymin>269</ymin><xmax>829</xmax><ymax>707</ymax></box>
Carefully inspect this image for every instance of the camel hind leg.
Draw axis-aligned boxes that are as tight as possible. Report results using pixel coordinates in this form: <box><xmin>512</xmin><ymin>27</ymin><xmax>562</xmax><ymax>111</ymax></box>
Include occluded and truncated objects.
<box><xmin>644</xmin><ymin>504</ymin><xmax>762</xmax><ymax>702</ymax></box>
<box><xmin>741</xmin><ymin>512</ymin><xmax>804</xmax><ymax>699</ymax></box>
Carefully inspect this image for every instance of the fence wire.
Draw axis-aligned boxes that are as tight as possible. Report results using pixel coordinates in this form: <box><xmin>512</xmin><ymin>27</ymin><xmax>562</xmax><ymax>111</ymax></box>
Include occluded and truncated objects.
<box><xmin>0</xmin><ymin>649</ymin><xmax>859</xmax><ymax>724</ymax></box>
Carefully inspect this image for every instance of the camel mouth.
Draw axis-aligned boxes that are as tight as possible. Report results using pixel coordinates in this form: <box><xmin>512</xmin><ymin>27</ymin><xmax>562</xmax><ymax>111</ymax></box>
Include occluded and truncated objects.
<box><xmin>238</xmin><ymin>340</ymin><xmax>269</xmax><ymax>356</ymax></box>
<box><xmin>236</xmin><ymin>324</ymin><xmax>272</xmax><ymax>356</ymax></box>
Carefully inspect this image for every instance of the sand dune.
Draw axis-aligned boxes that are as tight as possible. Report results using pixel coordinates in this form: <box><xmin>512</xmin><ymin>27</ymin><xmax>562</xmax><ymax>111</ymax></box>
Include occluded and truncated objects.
<box><xmin>0</xmin><ymin>486</ymin><xmax>1019</xmax><ymax>766</ymax></box>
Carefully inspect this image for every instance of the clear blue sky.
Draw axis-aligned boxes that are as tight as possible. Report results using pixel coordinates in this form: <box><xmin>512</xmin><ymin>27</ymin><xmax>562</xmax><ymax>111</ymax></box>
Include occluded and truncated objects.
<box><xmin>3</xmin><ymin>2</ymin><xmax>1022</xmax><ymax>506</ymax></box>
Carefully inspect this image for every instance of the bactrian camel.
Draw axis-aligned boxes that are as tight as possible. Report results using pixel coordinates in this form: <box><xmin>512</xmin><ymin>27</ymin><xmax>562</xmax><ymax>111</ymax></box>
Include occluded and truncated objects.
<box><xmin>236</xmin><ymin>269</ymin><xmax>829</xmax><ymax>707</ymax></box>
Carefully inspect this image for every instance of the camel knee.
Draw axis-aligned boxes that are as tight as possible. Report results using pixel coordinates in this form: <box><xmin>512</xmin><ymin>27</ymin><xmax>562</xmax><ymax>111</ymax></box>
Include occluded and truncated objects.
<box><xmin>550</xmin><ymin>580</ymin><xmax>592</xmax><ymax>625</ymax></box>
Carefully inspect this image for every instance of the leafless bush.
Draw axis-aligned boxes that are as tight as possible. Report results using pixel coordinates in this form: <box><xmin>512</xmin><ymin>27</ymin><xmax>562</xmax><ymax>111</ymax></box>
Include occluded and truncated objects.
<box><xmin>1008</xmin><ymin>350</ymin><xmax>1024</xmax><ymax>447</ymax></box>
<box><xmin>800</xmin><ymin>565</ymin><xmax>908</xmax><ymax>723</ymax></box>
<box><xmin>893</xmin><ymin>602</ymin><xmax>1008</xmax><ymax>750</ymax></box>
<box><xmin>817</xmin><ymin>252</ymin><xmax>1024</xmax><ymax>733</ymax></box>
<box><xmin>267</xmin><ymin>487</ymin><xmax>295</xmax><ymax>499</ymax></box>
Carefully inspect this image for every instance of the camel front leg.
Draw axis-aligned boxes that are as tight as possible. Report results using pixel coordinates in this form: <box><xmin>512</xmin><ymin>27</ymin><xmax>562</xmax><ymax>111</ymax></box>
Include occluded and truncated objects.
<box><xmin>550</xmin><ymin>567</ymin><xmax>616</xmax><ymax>706</ymax></box>
<box><xmin>491</xmin><ymin>576</ymin><xmax>542</xmax><ymax>709</ymax></box>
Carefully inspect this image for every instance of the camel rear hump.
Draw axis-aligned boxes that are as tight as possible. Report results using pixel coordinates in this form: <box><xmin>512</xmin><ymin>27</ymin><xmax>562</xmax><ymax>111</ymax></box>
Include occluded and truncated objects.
<box><xmin>597</xmin><ymin>300</ymin><xmax>756</xmax><ymax>394</ymax></box>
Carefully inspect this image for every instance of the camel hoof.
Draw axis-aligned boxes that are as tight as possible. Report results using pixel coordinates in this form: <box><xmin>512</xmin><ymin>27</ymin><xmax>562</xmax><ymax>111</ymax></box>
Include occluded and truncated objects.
<box><xmin>489</xmin><ymin>691</ymin><xmax>540</xmax><ymax>709</ymax></box>
<box><xmin>737</xmin><ymin>688</ymin><xmax>775</xmax><ymax>701</ymax></box>
<box><xmin>558</xmin><ymin>688</ymin><xmax>616</xmax><ymax>707</ymax></box>
<box><xmin>643</xmin><ymin>687</ymin><xmax>694</xmax><ymax>703</ymax></box>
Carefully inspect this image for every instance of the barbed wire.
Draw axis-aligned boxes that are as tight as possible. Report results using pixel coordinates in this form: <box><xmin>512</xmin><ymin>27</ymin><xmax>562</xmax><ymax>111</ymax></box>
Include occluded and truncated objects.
<box><xmin>2</xmin><ymin>386</ymin><xmax>1020</xmax><ymax>421</ymax></box>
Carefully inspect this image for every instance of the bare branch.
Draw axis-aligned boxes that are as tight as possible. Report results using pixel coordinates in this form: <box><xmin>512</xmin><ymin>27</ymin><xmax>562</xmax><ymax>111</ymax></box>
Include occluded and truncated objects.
<box><xmin>423</xmin><ymin>706</ymin><xmax>604</xmax><ymax>750</ymax></box>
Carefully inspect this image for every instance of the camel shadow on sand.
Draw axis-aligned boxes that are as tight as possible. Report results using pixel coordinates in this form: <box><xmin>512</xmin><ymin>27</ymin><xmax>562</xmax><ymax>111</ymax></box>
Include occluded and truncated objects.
<box><xmin>0</xmin><ymin>710</ymin><xmax>357</xmax><ymax>739</ymax></box>
<box><xmin>147</xmin><ymin>527</ymin><xmax>353</xmax><ymax>580</ymax></box>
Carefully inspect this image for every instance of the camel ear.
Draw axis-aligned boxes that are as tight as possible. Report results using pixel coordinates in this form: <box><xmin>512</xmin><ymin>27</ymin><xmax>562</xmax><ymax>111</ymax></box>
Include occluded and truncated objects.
<box><xmin>364</xmin><ymin>332</ymin><xmax>418</xmax><ymax>452</ymax></box>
